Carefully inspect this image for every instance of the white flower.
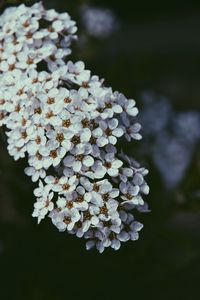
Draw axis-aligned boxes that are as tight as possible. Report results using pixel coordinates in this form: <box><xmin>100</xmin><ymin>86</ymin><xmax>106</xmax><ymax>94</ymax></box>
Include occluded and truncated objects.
<box><xmin>102</xmin><ymin>229</ymin><xmax>121</xmax><ymax>250</ymax></box>
<box><xmin>32</xmin><ymin>192</ymin><xmax>54</xmax><ymax>224</ymax></box>
<box><xmin>33</xmin><ymin>180</ymin><xmax>52</xmax><ymax>197</ymax></box>
<box><xmin>16</xmin><ymin>51</ymin><xmax>37</xmax><ymax>70</ymax></box>
<box><xmin>117</xmin><ymin>219</ymin><xmax>143</xmax><ymax>242</ymax></box>
<box><xmin>120</xmin><ymin>181</ymin><xmax>144</xmax><ymax>207</ymax></box>
<box><xmin>89</xmin><ymin>179</ymin><xmax>119</xmax><ymax>207</ymax></box>
<box><xmin>7</xmin><ymin>142</ymin><xmax>26</xmax><ymax>160</ymax></box>
<box><xmin>64</xmin><ymin>153</ymin><xmax>94</xmax><ymax>172</ymax></box>
<box><xmin>152</xmin><ymin>134</ymin><xmax>191</xmax><ymax>189</ymax></box>
<box><xmin>81</xmin><ymin>5</ymin><xmax>119</xmax><ymax>38</ymax></box>
<box><xmin>32</xmin><ymin>181</ymin><xmax>54</xmax><ymax>223</ymax></box>
<box><xmin>79</xmin><ymin>205</ymin><xmax>100</xmax><ymax>233</ymax></box>
<box><xmin>173</xmin><ymin>111</ymin><xmax>200</xmax><ymax>145</ymax></box>
<box><xmin>103</xmin><ymin>153</ymin><xmax>123</xmax><ymax>177</ymax></box>
<box><xmin>96</xmin><ymin>92</ymin><xmax>123</xmax><ymax>119</ymax></box>
<box><xmin>24</xmin><ymin>166</ymin><xmax>46</xmax><ymax>182</ymax></box>
<box><xmin>120</xmin><ymin>113</ymin><xmax>142</xmax><ymax>141</ymax></box>
<box><xmin>50</xmin><ymin>208</ymin><xmax>80</xmax><ymax>232</ymax></box>
<box><xmin>39</xmin><ymin>143</ymin><xmax>66</xmax><ymax>167</ymax></box>
<box><xmin>46</xmin><ymin>127</ymin><xmax>73</xmax><ymax>151</ymax></box>
<box><xmin>26</xmin><ymin>128</ymin><xmax>47</xmax><ymax>156</ymax></box>
<box><xmin>54</xmin><ymin>176</ymin><xmax>77</xmax><ymax>194</ymax></box>
<box><xmin>119</xmin><ymin>167</ymin><xmax>133</xmax><ymax>182</ymax></box>
<box><xmin>65</xmin><ymin>61</ymin><xmax>91</xmax><ymax>85</ymax></box>
<box><xmin>99</xmin><ymin>118</ymin><xmax>124</xmax><ymax>145</ymax></box>
<box><xmin>73</xmin><ymin>188</ymin><xmax>91</xmax><ymax>211</ymax></box>
<box><xmin>118</xmin><ymin>94</ymin><xmax>139</xmax><ymax>117</ymax></box>
<box><xmin>97</xmin><ymin>202</ymin><xmax>120</xmax><ymax>224</ymax></box>
<box><xmin>7</xmin><ymin>124</ymin><xmax>35</xmax><ymax>148</ymax></box>
<box><xmin>86</xmin><ymin>160</ymin><xmax>106</xmax><ymax>179</ymax></box>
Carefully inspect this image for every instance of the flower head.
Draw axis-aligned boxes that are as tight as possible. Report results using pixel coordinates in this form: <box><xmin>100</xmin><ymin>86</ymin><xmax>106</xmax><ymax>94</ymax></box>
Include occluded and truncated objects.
<box><xmin>0</xmin><ymin>2</ymin><xmax>149</xmax><ymax>253</ymax></box>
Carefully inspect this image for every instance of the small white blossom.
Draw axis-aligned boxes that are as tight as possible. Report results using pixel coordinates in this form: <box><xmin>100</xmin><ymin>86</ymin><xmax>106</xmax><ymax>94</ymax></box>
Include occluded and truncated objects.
<box><xmin>50</xmin><ymin>207</ymin><xmax>80</xmax><ymax>232</ymax></box>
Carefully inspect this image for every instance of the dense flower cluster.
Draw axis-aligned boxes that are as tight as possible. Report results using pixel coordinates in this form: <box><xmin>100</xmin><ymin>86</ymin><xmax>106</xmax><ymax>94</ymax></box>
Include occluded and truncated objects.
<box><xmin>0</xmin><ymin>2</ymin><xmax>77</xmax><ymax>76</ymax></box>
<box><xmin>0</xmin><ymin>3</ymin><xmax>149</xmax><ymax>252</ymax></box>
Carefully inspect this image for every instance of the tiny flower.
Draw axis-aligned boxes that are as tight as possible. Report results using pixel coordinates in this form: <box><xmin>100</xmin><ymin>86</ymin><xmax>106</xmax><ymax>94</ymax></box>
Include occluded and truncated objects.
<box><xmin>99</xmin><ymin>118</ymin><xmax>124</xmax><ymax>145</ymax></box>
<box><xmin>24</xmin><ymin>166</ymin><xmax>46</xmax><ymax>182</ymax></box>
<box><xmin>64</xmin><ymin>153</ymin><xmax>94</xmax><ymax>172</ymax></box>
<box><xmin>103</xmin><ymin>153</ymin><xmax>123</xmax><ymax>177</ymax></box>
<box><xmin>32</xmin><ymin>192</ymin><xmax>54</xmax><ymax>224</ymax></box>
<box><xmin>120</xmin><ymin>181</ymin><xmax>144</xmax><ymax>208</ymax></box>
<box><xmin>50</xmin><ymin>207</ymin><xmax>80</xmax><ymax>232</ymax></box>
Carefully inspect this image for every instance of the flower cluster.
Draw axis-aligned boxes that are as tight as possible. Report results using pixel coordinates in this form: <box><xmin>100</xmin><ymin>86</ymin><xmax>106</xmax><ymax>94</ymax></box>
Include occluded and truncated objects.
<box><xmin>0</xmin><ymin>3</ymin><xmax>149</xmax><ymax>252</ymax></box>
<box><xmin>0</xmin><ymin>2</ymin><xmax>77</xmax><ymax>77</ymax></box>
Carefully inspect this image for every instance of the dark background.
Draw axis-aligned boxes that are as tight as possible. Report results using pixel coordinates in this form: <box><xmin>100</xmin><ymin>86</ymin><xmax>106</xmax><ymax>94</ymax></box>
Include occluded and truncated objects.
<box><xmin>0</xmin><ymin>0</ymin><xmax>200</xmax><ymax>299</ymax></box>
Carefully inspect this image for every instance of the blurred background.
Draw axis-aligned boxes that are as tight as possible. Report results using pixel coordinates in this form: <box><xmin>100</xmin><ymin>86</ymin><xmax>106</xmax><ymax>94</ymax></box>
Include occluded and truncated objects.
<box><xmin>0</xmin><ymin>0</ymin><xmax>200</xmax><ymax>299</ymax></box>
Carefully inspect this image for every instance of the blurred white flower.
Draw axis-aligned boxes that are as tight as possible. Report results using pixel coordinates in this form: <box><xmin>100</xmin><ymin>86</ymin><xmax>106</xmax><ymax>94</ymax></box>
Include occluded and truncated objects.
<box><xmin>173</xmin><ymin>111</ymin><xmax>200</xmax><ymax>145</ymax></box>
<box><xmin>81</xmin><ymin>5</ymin><xmax>119</xmax><ymax>38</ymax></box>
<box><xmin>152</xmin><ymin>134</ymin><xmax>192</xmax><ymax>189</ymax></box>
<box><xmin>139</xmin><ymin>92</ymin><xmax>200</xmax><ymax>190</ymax></box>
<box><xmin>139</xmin><ymin>91</ymin><xmax>172</xmax><ymax>137</ymax></box>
